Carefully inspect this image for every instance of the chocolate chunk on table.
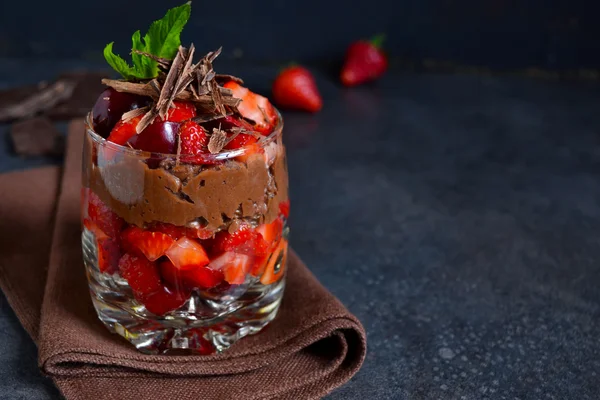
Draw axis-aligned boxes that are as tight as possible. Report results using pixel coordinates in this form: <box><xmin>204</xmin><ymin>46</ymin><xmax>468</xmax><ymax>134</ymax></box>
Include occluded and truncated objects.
<box><xmin>10</xmin><ymin>117</ymin><xmax>63</xmax><ymax>157</ymax></box>
<box><xmin>46</xmin><ymin>71</ymin><xmax>110</xmax><ymax>119</ymax></box>
<box><xmin>0</xmin><ymin>81</ymin><xmax>76</xmax><ymax>122</ymax></box>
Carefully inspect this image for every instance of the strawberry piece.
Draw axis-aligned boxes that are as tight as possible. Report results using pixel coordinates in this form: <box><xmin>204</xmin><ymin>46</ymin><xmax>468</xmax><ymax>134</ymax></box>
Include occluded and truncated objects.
<box><xmin>97</xmin><ymin>237</ymin><xmax>121</xmax><ymax>274</ymax></box>
<box><xmin>141</xmin><ymin>285</ymin><xmax>188</xmax><ymax>316</ymax></box>
<box><xmin>107</xmin><ymin>115</ymin><xmax>143</xmax><ymax>146</ymax></box>
<box><xmin>211</xmin><ymin>224</ymin><xmax>269</xmax><ymax>257</ymax></box>
<box><xmin>83</xmin><ymin>218</ymin><xmax>109</xmax><ymax>241</ymax></box>
<box><xmin>223</xmin><ymin>82</ymin><xmax>277</xmax><ymax>135</ymax></box>
<box><xmin>209</xmin><ymin>252</ymin><xmax>253</xmax><ymax>285</ymax></box>
<box><xmin>166</xmin><ymin>101</ymin><xmax>196</xmax><ymax>122</ymax></box>
<box><xmin>341</xmin><ymin>34</ymin><xmax>388</xmax><ymax>86</ymax></box>
<box><xmin>279</xmin><ymin>200</ymin><xmax>290</xmax><ymax>219</ymax></box>
<box><xmin>160</xmin><ymin>259</ymin><xmax>224</xmax><ymax>290</ymax></box>
<box><xmin>225</xmin><ymin>132</ymin><xmax>258</xmax><ymax>150</ymax></box>
<box><xmin>257</xmin><ymin>219</ymin><xmax>284</xmax><ymax>249</ymax></box>
<box><xmin>118</xmin><ymin>253</ymin><xmax>162</xmax><ymax>297</ymax></box>
<box><xmin>87</xmin><ymin>191</ymin><xmax>124</xmax><ymax>238</ymax></box>
<box><xmin>272</xmin><ymin>66</ymin><xmax>322</xmax><ymax>113</ymax></box>
<box><xmin>121</xmin><ymin>226</ymin><xmax>175</xmax><ymax>261</ymax></box>
<box><xmin>261</xmin><ymin>239</ymin><xmax>288</xmax><ymax>285</ymax></box>
<box><xmin>179</xmin><ymin>120</ymin><xmax>210</xmax><ymax>163</ymax></box>
<box><xmin>165</xmin><ymin>237</ymin><xmax>210</xmax><ymax>270</ymax></box>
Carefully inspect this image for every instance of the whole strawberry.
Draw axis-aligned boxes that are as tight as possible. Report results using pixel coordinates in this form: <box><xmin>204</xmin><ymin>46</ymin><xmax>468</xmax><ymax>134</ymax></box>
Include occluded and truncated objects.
<box><xmin>272</xmin><ymin>66</ymin><xmax>322</xmax><ymax>113</ymax></box>
<box><xmin>340</xmin><ymin>34</ymin><xmax>388</xmax><ymax>86</ymax></box>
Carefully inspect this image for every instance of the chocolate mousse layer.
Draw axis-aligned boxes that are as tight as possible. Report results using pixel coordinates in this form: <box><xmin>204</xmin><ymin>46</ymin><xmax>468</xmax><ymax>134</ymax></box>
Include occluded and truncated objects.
<box><xmin>84</xmin><ymin>134</ymin><xmax>288</xmax><ymax>232</ymax></box>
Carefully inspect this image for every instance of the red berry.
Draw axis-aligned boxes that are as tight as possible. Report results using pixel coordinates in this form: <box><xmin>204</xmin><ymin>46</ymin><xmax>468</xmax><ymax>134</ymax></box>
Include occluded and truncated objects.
<box><xmin>87</xmin><ymin>191</ymin><xmax>124</xmax><ymax>238</ymax></box>
<box><xmin>223</xmin><ymin>82</ymin><xmax>277</xmax><ymax>135</ymax></box>
<box><xmin>106</xmin><ymin>115</ymin><xmax>143</xmax><ymax>146</ymax></box>
<box><xmin>127</xmin><ymin>120</ymin><xmax>179</xmax><ymax>154</ymax></box>
<box><xmin>165</xmin><ymin>237</ymin><xmax>210</xmax><ymax>270</ymax></box>
<box><xmin>279</xmin><ymin>200</ymin><xmax>290</xmax><ymax>219</ymax></box>
<box><xmin>225</xmin><ymin>133</ymin><xmax>258</xmax><ymax>150</ymax></box>
<box><xmin>141</xmin><ymin>286</ymin><xmax>188</xmax><ymax>315</ymax></box>
<box><xmin>121</xmin><ymin>226</ymin><xmax>175</xmax><ymax>261</ymax></box>
<box><xmin>151</xmin><ymin>222</ymin><xmax>214</xmax><ymax>241</ymax></box>
<box><xmin>97</xmin><ymin>237</ymin><xmax>121</xmax><ymax>274</ymax></box>
<box><xmin>257</xmin><ymin>219</ymin><xmax>284</xmax><ymax>249</ymax></box>
<box><xmin>166</xmin><ymin>101</ymin><xmax>196</xmax><ymax>122</ymax></box>
<box><xmin>272</xmin><ymin>66</ymin><xmax>322</xmax><ymax>113</ymax></box>
<box><xmin>209</xmin><ymin>252</ymin><xmax>253</xmax><ymax>285</ymax></box>
<box><xmin>160</xmin><ymin>260</ymin><xmax>224</xmax><ymax>290</ymax></box>
<box><xmin>118</xmin><ymin>253</ymin><xmax>162</xmax><ymax>297</ymax></box>
<box><xmin>260</xmin><ymin>238</ymin><xmax>288</xmax><ymax>285</ymax></box>
<box><xmin>179</xmin><ymin>121</ymin><xmax>209</xmax><ymax>156</ymax></box>
<box><xmin>92</xmin><ymin>88</ymin><xmax>149</xmax><ymax>138</ymax></box>
<box><xmin>341</xmin><ymin>35</ymin><xmax>388</xmax><ymax>86</ymax></box>
<box><xmin>211</xmin><ymin>223</ymin><xmax>269</xmax><ymax>257</ymax></box>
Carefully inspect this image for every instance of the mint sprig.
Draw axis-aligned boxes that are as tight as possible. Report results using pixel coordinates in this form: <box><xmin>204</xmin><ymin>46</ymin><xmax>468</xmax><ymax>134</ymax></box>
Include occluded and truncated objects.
<box><xmin>103</xmin><ymin>2</ymin><xmax>191</xmax><ymax>80</ymax></box>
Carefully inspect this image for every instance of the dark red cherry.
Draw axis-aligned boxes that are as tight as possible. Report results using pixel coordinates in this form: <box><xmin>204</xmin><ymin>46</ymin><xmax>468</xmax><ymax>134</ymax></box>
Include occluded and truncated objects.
<box><xmin>127</xmin><ymin>120</ymin><xmax>179</xmax><ymax>154</ymax></box>
<box><xmin>92</xmin><ymin>88</ymin><xmax>150</xmax><ymax>138</ymax></box>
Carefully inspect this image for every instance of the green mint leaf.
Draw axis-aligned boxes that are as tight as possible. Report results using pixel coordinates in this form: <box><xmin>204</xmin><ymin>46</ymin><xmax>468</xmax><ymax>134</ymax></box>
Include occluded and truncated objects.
<box><xmin>143</xmin><ymin>2</ymin><xmax>191</xmax><ymax>60</ymax></box>
<box><xmin>131</xmin><ymin>30</ymin><xmax>157</xmax><ymax>79</ymax></box>
<box><xmin>103</xmin><ymin>42</ymin><xmax>136</xmax><ymax>80</ymax></box>
<box><xmin>103</xmin><ymin>2</ymin><xmax>191</xmax><ymax>80</ymax></box>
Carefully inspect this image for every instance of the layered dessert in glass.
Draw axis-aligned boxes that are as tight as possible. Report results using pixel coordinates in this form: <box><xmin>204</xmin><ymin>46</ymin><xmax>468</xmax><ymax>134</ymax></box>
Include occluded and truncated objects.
<box><xmin>81</xmin><ymin>5</ymin><xmax>289</xmax><ymax>354</ymax></box>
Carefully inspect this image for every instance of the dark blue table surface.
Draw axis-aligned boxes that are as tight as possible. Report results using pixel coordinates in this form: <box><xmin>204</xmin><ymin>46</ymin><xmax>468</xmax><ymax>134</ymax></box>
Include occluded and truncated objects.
<box><xmin>1</xmin><ymin>59</ymin><xmax>600</xmax><ymax>399</ymax></box>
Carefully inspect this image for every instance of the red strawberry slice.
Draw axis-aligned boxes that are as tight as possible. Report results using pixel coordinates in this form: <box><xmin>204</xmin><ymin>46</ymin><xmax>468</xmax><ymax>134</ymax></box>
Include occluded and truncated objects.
<box><xmin>179</xmin><ymin>120</ymin><xmax>209</xmax><ymax>156</ymax></box>
<box><xmin>141</xmin><ymin>285</ymin><xmax>188</xmax><ymax>316</ymax></box>
<box><xmin>223</xmin><ymin>82</ymin><xmax>277</xmax><ymax>135</ymax></box>
<box><xmin>260</xmin><ymin>238</ymin><xmax>288</xmax><ymax>285</ymax></box>
<box><xmin>257</xmin><ymin>219</ymin><xmax>284</xmax><ymax>248</ymax></box>
<box><xmin>151</xmin><ymin>222</ymin><xmax>213</xmax><ymax>241</ymax></box>
<box><xmin>209</xmin><ymin>252</ymin><xmax>253</xmax><ymax>285</ymax></box>
<box><xmin>97</xmin><ymin>237</ymin><xmax>121</xmax><ymax>274</ymax></box>
<box><xmin>106</xmin><ymin>115</ymin><xmax>143</xmax><ymax>146</ymax></box>
<box><xmin>211</xmin><ymin>223</ymin><xmax>269</xmax><ymax>257</ymax></box>
<box><xmin>118</xmin><ymin>253</ymin><xmax>162</xmax><ymax>297</ymax></box>
<box><xmin>279</xmin><ymin>200</ymin><xmax>290</xmax><ymax>219</ymax></box>
<box><xmin>121</xmin><ymin>226</ymin><xmax>175</xmax><ymax>261</ymax></box>
<box><xmin>160</xmin><ymin>260</ymin><xmax>224</xmax><ymax>290</ymax></box>
<box><xmin>272</xmin><ymin>66</ymin><xmax>322</xmax><ymax>113</ymax></box>
<box><xmin>165</xmin><ymin>237</ymin><xmax>210</xmax><ymax>270</ymax></box>
<box><xmin>166</xmin><ymin>101</ymin><xmax>197</xmax><ymax>122</ymax></box>
<box><xmin>87</xmin><ymin>191</ymin><xmax>124</xmax><ymax>238</ymax></box>
<box><xmin>83</xmin><ymin>218</ymin><xmax>109</xmax><ymax>241</ymax></box>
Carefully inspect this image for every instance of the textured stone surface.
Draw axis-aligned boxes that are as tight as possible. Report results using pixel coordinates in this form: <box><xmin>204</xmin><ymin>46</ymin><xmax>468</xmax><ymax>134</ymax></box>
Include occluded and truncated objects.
<box><xmin>1</xmin><ymin>61</ymin><xmax>600</xmax><ymax>399</ymax></box>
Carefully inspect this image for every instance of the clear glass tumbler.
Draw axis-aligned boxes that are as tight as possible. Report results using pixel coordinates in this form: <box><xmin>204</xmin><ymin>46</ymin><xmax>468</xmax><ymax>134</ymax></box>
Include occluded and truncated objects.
<box><xmin>81</xmin><ymin>114</ymin><xmax>289</xmax><ymax>354</ymax></box>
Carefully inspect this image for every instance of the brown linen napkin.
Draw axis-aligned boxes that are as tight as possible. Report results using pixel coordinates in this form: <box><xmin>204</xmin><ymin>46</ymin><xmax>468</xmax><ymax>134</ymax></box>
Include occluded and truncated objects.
<box><xmin>0</xmin><ymin>120</ymin><xmax>367</xmax><ymax>400</ymax></box>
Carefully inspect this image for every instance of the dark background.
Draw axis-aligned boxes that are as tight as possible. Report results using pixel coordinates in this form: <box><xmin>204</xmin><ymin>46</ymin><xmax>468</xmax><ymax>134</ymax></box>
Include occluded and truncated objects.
<box><xmin>1</xmin><ymin>0</ymin><xmax>599</xmax><ymax>70</ymax></box>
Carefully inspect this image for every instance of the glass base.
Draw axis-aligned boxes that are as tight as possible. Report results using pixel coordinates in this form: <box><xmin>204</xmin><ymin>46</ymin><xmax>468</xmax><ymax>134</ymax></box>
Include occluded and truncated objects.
<box><xmin>82</xmin><ymin>228</ymin><xmax>285</xmax><ymax>355</ymax></box>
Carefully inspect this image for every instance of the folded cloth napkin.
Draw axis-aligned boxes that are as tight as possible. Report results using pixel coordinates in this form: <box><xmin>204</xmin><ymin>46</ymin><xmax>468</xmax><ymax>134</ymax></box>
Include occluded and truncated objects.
<box><xmin>0</xmin><ymin>120</ymin><xmax>366</xmax><ymax>400</ymax></box>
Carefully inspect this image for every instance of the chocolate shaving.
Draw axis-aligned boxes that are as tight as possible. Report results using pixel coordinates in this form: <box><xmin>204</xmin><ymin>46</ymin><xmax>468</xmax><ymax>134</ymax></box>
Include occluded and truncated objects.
<box><xmin>215</xmin><ymin>74</ymin><xmax>244</xmax><ymax>85</ymax></box>
<box><xmin>121</xmin><ymin>106</ymin><xmax>149</xmax><ymax>122</ymax></box>
<box><xmin>192</xmin><ymin>111</ymin><xmax>233</xmax><ymax>124</ymax></box>
<box><xmin>132</xmin><ymin>50</ymin><xmax>171</xmax><ymax>69</ymax></box>
<box><xmin>155</xmin><ymin>46</ymin><xmax>187</xmax><ymax>121</ymax></box>
<box><xmin>10</xmin><ymin>116</ymin><xmax>63</xmax><ymax>156</ymax></box>
<box><xmin>207</xmin><ymin>127</ymin><xmax>229</xmax><ymax>154</ymax></box>
<box><xmin>0</xmin><ymin>80</ymin><xmax>76</xmax><ymax>122</ymax></box>
<box><xmin>137</xmin><ymin>108</ymin><xmax>158</xmax><ymax>133</ymax></box>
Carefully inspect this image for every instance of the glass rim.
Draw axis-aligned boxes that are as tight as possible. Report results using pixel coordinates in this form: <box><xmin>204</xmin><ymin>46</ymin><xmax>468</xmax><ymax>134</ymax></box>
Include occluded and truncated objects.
<box><xmin>84</xmin><ymin>109</ymin><xmax>284</xmax><ymax>160</ymax></box>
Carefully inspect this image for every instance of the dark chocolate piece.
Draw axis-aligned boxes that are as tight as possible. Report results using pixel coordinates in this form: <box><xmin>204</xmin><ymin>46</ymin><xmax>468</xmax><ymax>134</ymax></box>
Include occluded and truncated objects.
<box><xmin>10</xmin><ymin>117</ymin><xmax>63</xmax><ymax>156</ymax></box>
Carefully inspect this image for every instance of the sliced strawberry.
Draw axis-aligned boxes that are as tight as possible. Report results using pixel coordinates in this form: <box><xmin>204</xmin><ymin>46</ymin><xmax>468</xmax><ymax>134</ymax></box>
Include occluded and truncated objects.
<box><xmin>209</xmin><ymin>252</ymin><xmax>253</xmax><ymax>285</ymax></box>
<box><xmin>160</xmin><ymin>258</ymin><xmax>224</xmax><ymax>290</ymax></box>
<box><xmin>83</xmin><ymin>218</ymin><xmax>109</xmax><ymax>241</ymax></box>
<box><xmin>211</xmin><ymin>224</ymin><xmax>269</xmax><ymax>257</ymax></box>
<box><xmin>179</xmin><ymin>120</ymin><xmax>209</xmax><ymax>156</ymax></box>
<box><xmin>141</xmin><ymin>285</ymin><xmax>188</xmax><ymax>316</ymax></box>
<box><xmin>97</xmin><ymin>237</ymin><xmax>121</xmax><ymax>274</ymax></box>
<box><xmin>165</xmin><ymin>237</ymin><xmax>210</xmax><ymax>270</ymax></box>
<box><xmin>166</xmin><ymin>101</ymin><xmax>196</xmax><ymax>122</ymax></box>
<box><xmin>121</xmin><ymin>226</ymin><xmax>175</xmax><ymax>261</ymax></box>
<box><xmin>87</xmin><ymin>192</ymin><xmax>124</xmax><ymax>238</ymax></box>
<box><xmin>225</xmin><ymin>132</ymin><xmax>258</xmax><ymax>150</ymax></box>
<box><xmin>106</xmin><ymin>115</ymin><xmax>143</xmax><ymax>146</ymax></box>
<box><xmin>223</xmin><ymin>82</ymin><xmax>277</xmax><ymax>135</ymax></box>
<box><xmin>257</xmin><ymin>219</ymin><xmax>284</xmax><ymax>248</ymax></box>
<box><xmin>118</xmin><ymin>253</ymin><xmax>162</xmax><ymax>297</ymax></box>
<box><xmin>279</xmin><ymin>200</ymin><xmax>290</xmax><ymax>219</ymax></box>
<box><xmin>260</xmin><ymin>239</ymin><xmax>288</xmax><ymax>285</ymax></box>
